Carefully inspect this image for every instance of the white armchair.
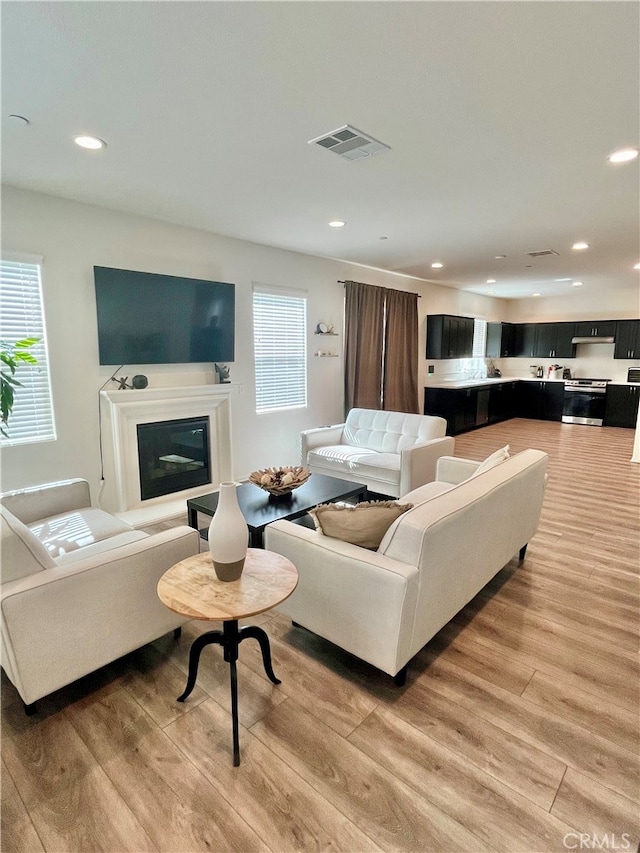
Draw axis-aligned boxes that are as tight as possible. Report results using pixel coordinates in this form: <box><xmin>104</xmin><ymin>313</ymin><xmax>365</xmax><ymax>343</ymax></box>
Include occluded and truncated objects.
<box><xmin>1</xmin><ymin>478</ymin><xmax>200</xmax><ymax>710</ymax></box>
<box><xmin>301</xmin><ymin>408</ymin><xmax>455</xmax><ymax>497</ymax></box>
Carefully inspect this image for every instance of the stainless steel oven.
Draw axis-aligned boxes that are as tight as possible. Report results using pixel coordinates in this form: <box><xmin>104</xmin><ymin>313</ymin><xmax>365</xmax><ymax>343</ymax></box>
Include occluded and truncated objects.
<box><xmin>562</xmin><ymin>379</ymin><xmax>609</xmax><ymax>426</ymax></box>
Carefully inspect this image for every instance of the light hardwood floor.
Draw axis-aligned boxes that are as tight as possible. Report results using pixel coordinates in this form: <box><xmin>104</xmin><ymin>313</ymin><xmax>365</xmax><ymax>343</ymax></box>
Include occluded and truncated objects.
<box><xmin>2</xmin><ymin>419</ymin><xmax>639</xmax><ymax>853</ymax></box>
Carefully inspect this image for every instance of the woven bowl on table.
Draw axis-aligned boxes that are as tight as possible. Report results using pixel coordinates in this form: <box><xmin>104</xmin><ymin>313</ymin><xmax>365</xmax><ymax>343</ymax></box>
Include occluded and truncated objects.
<box><xmin>248</xmin><ymin>466</ymin><xmax>311</xmax><ymax>496</ymax></box>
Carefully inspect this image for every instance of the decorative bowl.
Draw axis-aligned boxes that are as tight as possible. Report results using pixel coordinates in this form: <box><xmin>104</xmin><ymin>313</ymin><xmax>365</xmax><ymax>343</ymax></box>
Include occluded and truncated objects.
<box><xmin>249</xmin><ymin>466</ymin><xmax>311</xmax><ymax>496</ymax></box>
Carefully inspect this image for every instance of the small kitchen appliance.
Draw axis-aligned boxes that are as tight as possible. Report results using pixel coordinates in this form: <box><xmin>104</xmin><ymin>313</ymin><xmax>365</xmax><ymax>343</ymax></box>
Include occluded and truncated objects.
<box><xmin>627</xmin><ymin>368</ymin><xmax>640</xmax><ymax>383</ymax></box>
<box><xmin>562</xmin><ymin>378</ymin><xmax>610</xmax><ymax>426</ymax></box>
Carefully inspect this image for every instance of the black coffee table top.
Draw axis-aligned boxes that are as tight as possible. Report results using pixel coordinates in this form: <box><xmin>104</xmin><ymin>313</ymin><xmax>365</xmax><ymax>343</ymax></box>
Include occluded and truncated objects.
<box><xmin>187</xmin><ymin>473</ymin><xmax>366</xmax><ymax>535</ymax></box>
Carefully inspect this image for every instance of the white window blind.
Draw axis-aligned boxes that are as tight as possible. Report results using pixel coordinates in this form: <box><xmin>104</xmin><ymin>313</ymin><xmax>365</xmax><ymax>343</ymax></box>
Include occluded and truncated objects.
<box><xmin>253</xmin><ymin>288</ymin><xmax>307</xmax><ymax>412</ymax></box>
<box><xmin>0</xmin><ymin>257</ymin><xmax>56</xmax><ymax>445</ymax></box>
<box><xmin>472</xmin><ymin>318</ymin><xmax>488</xmax><ymax>357</ymax></box>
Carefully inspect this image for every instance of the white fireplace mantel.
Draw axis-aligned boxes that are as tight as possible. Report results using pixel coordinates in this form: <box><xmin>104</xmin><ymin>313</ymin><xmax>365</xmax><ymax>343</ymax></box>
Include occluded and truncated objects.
<box><xmin>99</xmin><ymin>384</ymin><xmax>236</xmax><ymax>521</ymax></box>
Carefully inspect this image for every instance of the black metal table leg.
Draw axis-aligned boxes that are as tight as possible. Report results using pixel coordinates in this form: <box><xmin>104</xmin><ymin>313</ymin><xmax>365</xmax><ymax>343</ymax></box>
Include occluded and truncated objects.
<box><xmin>238</xmin><ymin>625</ymin><xmax>281</xmax><ymax>684</ymax></box>
<box><xmin>176</xmin><ymin>619</ymin><xmax>281</xmax><ymax>766</ymax></box>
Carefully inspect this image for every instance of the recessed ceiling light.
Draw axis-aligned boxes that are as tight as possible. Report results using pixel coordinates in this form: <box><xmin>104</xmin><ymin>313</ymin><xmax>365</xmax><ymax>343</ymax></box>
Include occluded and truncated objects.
<box><xmin>572</xmin><ymin>241</ymin><xmax>590</xmax><ymax>250</ymax></box>
<box><xmin>634</xmin><ymin>262</ymin><xmax>640</xmax><ymax>270</ymax></box>
<box><xmin>431</xmin><ymin>262</ymin><xmax>444</xmax><ymax>269</ymax></box>
<box><xmin>379</xmin><ymin>236</ymin><xmax>388</xmax><ymax>240</ymax></box>
<box><xmin>74</xmin><ymin>135</ymin><xmax>106</xmax><ymax>150</ymax></box>
<box><xmin>532</xmin><ymin>293</ymin><xmax>541</xmax><ymax>297</ymax></box>
<box><xmin>572</xmin><ymin>281</ymin><xmax>584</xmax><ymax>287</ymax></box>
<box><xmin>495</xmin><ymin>254</ymin><xmax>506</xmax><ymax>259</ymax></box>
<box><xmin>328</xmin><ymin>220</ymin><xmax>346</xmax><ymax>227</ymax></box>
<box><xmin>555</xmin><ymin>278</ymin><xmax>572</xmax><ymax>282</ymax></box>
<box><xmin>486</xmin><ymin>279</ymin><xmax>496</xmax><ymax>284</ymax></box>
<box><xmin>607</xmin><ymin>147</ymin><xmax>639</xmax><ymax>163</ymax></box>
<box><xmin>8</xmin><ymin>114</ymin><xmax>30</xmax><ymax>126</ymax></box>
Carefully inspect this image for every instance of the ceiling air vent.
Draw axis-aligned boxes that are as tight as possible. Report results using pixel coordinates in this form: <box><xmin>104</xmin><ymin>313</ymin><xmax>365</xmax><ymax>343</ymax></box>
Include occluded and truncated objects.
<box><xmin>526</xmin><ymin>249</ymin><xmax>559</xmax><ymax>257</ymax></box>
<box><xmin>308</xmin><ymin>125</ymin><xmax>391</xmax><ymax>161</ymax></box>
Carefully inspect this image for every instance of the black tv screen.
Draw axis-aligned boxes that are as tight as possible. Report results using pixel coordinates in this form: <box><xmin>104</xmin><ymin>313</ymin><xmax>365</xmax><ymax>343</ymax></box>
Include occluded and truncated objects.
<box><xmin>94</xmin><ymin>266</ymin><xmax>235</xmax><ymax>365</ymax></box>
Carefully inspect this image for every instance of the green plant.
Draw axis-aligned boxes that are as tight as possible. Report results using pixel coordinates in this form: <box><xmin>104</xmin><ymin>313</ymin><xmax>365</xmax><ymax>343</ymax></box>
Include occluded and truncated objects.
<box><xmin>1</xmin><ymin>338</ymin><xmax>39</xmax><ymax>438</ymax></box>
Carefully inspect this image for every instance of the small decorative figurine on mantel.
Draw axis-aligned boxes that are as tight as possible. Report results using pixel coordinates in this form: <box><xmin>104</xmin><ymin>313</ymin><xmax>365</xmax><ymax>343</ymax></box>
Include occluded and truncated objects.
<box><xmin>215</xmin><ymin>363</ymin><xmax>231</xmax><ymax>384</ymax></box>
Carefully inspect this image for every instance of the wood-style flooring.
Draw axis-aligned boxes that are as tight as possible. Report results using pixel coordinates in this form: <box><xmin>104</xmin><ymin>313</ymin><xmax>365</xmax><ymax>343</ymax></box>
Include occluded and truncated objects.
<box><xmin>2</xmin><ymin>419</ymin><xmax>639</xmax><ymax>852</ymax></box>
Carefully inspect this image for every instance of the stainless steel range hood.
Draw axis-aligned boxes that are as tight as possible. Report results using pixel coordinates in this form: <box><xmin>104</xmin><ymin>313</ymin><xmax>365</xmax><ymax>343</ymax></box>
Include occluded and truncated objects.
<box><xmin>571</xmin><ymin>335</ymin><xmax>615</xmax><ymax>344</ymax></box>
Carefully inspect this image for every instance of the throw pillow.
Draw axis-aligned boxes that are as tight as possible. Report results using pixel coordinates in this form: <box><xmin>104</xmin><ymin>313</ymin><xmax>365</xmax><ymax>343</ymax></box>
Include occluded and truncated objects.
<box><xmin>310</xmin><ymin>500</ymin><xmax>413</xmax><ymax>550</ymax></box>
<box><xmin>470</xmin><ymin>444</ymin><xmax>510</xmax><ymax>478</ymax></box>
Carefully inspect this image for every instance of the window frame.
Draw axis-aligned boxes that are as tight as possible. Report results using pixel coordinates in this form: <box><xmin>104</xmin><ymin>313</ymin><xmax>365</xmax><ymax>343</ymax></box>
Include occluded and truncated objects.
<box><xmin>252</xmin><ymin>284</ymin><xmax>308</xmax><ymax>414</ymax></box>
<box><xmin>0</xmin><ymin>253</ymin><xmax>56</xmax><ymax>446</ymax></box>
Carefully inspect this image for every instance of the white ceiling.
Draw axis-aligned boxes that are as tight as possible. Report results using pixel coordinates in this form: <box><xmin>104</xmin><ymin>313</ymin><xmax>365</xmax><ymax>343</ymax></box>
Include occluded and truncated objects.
<box><xmin>2</xmin><ymin>1</ymin><xmax>639</xmax><ymax>300</ymax></box>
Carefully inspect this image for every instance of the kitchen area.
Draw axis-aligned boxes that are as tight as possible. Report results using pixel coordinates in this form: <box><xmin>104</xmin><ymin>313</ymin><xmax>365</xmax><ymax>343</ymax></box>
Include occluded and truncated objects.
<box><xmin>423</xmin><ymin>315</ymin><xmax>640</xmax><ymax>435</ymax></box>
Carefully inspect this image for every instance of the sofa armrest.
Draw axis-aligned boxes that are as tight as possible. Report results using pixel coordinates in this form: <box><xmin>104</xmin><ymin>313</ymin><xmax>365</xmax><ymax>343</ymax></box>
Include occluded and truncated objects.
<box><xmin>436</xmin><ymin>456</ymin><xmax>481</xmax><ymax>484</ymax></box>
<box><xmin>399</xmin><ymin>436</ymin><xmax>455</xmax><ymax>494</ymax></box>
<box><xmin>300</xmin><ymin>423</ymin><xmax>346</xmax><ymax>464</ymax></box>
<box><xmin>1</xmin><ymin>478</ymin><xmax>92</xmax><ymax>525</ymax></box>
<box><xmin>264</xmin><ymin>519</ymin><xmax>419</xmax><ymax>676</ymax></box>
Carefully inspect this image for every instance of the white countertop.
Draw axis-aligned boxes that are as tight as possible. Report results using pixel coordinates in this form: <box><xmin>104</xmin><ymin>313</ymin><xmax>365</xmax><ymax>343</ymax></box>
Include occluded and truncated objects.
<box><xmin>425</xmin><ymin>376</ymin><xmax>639</xmax><ymax>389</ymax></box>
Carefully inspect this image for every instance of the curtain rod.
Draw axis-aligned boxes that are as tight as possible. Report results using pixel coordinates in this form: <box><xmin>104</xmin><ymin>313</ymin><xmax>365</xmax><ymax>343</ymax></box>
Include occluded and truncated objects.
<box><xmin>337</xmin><ymin>279</ymin><xmax>421</xmax><ymax>297</ymax></box>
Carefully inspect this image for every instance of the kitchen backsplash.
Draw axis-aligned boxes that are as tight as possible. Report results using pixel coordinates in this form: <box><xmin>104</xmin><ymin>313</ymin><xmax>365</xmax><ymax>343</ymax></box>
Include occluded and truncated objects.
<box><xmin>429</xmin><ymin>343</ymin><xmax>639</xmax><ymax>382</ymax></box>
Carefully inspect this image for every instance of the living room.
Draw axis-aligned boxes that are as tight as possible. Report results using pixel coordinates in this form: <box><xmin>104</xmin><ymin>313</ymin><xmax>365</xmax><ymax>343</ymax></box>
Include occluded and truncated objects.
<box><xmin>1</xmin><ymin>2</ymin><xmax>638</xmax><ymax>852</ymax></box>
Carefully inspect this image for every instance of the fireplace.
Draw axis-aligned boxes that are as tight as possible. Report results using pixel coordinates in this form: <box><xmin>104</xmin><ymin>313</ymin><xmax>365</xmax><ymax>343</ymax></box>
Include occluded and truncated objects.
<box><xmin>99</xmin><ymin>384</ymin><xmax>234</xmax><ymax>517</ymax></box>
<box><xmin>137</xmin><ymin>416</ymin><xmax>211</xmax><ymax>500</ymax></box>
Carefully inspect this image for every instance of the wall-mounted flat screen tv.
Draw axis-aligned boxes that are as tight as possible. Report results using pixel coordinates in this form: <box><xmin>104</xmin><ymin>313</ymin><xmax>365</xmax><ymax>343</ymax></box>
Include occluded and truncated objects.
<box><xmin>94</xmin><ymin>266</ymin><xmax>235</xmax><ymax>365</ymax></box>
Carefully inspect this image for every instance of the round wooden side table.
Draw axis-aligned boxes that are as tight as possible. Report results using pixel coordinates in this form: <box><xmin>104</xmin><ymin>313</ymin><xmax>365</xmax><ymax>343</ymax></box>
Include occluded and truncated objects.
<box><xmin>157</xmin><ymin>548</ymin><xmax>298</xmax><ymax>766</ymax></box>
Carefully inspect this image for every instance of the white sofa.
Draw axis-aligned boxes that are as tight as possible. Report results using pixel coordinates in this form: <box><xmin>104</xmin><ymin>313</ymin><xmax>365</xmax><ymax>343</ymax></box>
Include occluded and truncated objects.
<box><xmin>265</xmin><ymin>448</ymin><xmax>548</xmax><ymax>683</ymax></box>
<box><xmin>301</xmin><ymin>408</ymin><xmax>455</xmax><ymax>498</ymax></box>
<box><xmin>0</xmin><ymin>478</ymin><xmax>200</xmax><ymax>708</ymax></box>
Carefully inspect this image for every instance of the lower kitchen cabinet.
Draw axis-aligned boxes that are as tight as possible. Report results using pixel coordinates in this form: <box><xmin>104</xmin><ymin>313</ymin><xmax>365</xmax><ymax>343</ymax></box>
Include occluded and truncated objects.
<box><xmin>425</xmin><ymin>383</ymin><xmax>514</xmax><ymax>435</ymax></box>
<box><xmin>517</xmin><ymin>381</ymin><xmax>565</xmax><ymax>421</ymax></box>
<box><xmin>488</xmin><ymin>381</ymin><xmax>518</xmax><ymax>423</ymax></box>
<box><xmin>604</xmin><ymin>384</ymin><xmax>640</xmax><ymax>428</ymax></box>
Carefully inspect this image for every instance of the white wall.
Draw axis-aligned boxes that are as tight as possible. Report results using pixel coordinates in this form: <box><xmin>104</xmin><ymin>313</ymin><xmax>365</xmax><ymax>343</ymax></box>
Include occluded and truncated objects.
<box><xmin>1</xmin><ymin>186</ymin><xmax>502</xmax><ymax>498</ymax></box>
<box><xmin>505</xmin><ymin>290</ymin><xmax>639</xmax><ymax>323</ymax></box>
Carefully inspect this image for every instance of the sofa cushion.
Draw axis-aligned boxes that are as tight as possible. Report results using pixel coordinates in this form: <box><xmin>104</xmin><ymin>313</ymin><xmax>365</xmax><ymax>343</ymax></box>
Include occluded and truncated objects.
<box><xmin>343</xmin><ymin>409</ymin><xmax>446</xmax><ymax>454</ymax></box>
<box><xmin>0</xmin><ymin>506</ymin><xmax>55</xmax><ymax>582</ymax></box>
<box><xmin>310</xmin><ymin>500</ymin><xmax>413</xmax><ymax>549</ymax></box>
<box><xmin>307</xmin><ymin>446</ymin><xmax>401</xmax><ymax>489</ymax></box>
<box><xmin>54</xmin><ymin>530</ymin><xmax>150</xmax><ymax>565</ymax></box>
<box><xmin>470</xmin><ymin>445</ymin><xmax>510</xmax><ymax>478</ymax></box>
<box><xmin>28</xmin><ymin>508</ymin><xmax>135</xmax><ymax>558</ymax></box>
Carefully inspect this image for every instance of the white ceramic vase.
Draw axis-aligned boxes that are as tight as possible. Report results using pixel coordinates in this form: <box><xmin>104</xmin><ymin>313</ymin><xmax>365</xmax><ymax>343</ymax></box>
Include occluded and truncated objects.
<box><xmin>208</xmin><ymin>482</ymin><xmax>248</xmax><ymax>581</ymax></box>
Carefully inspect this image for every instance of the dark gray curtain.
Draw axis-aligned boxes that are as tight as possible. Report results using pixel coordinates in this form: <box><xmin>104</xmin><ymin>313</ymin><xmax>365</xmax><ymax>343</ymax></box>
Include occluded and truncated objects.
<box><xmin>344</xmin><ymin>281</ymin><xmax>385</xmax><ymax>412</ymax></box>
<box><xmin>383</xmin><ymin>288</ymin><xmax>419</xmax><ymax>413</ymax></box>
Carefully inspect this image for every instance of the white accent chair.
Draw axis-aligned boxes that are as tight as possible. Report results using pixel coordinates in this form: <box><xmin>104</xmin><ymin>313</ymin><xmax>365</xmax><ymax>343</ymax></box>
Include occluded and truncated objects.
<box><xmin>301</xmin><ymin>408</ymin><xmax>455</xmax><ymax>498</ymax></box>
<box><xmin>265</xmin><ymin>449</ymin><xmax>548</xmax><ymax>683</ymax></box>
<box><xmin>1</xmin><ymin>478</ymin><xmax>200</xmax><ymax>710</ymax></box>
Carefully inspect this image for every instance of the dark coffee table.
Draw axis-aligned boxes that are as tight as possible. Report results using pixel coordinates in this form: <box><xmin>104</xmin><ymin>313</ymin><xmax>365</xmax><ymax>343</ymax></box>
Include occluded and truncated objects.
<box><xmin>187</xmin><ymin>473</ymin><xmax>367</xmax><ymax>547</ymax></box>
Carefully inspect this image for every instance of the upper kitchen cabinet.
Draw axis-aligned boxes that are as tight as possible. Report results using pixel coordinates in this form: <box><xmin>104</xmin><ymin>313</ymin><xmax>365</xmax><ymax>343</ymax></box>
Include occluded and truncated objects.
<box><xmin>426</xmin><ymin>314</ymin><xmax>474</xmax><ymax>359</ymax></box>
<box><xmin>534</xmin><ymin>322</ymin><xmax>576</xmax><ymax>359</ymax></box>
<box><xmin>512</xmin><ymin>324</ymin><xmax>537</xmax><ymax>358</ymax></box>
<box><xmin>573</xmin><ymin>320</ymin><xmax>616</xmax><ymax>339</ymax></box>
<box><xmin>614</xmin><ymin>320</ymin><xmax>640</xmax><ymax>359</ymax></box>
<box><xmin>486</xmin><ymin>323</ymin><xmax>515</xmax><ymax>358</ymax></box>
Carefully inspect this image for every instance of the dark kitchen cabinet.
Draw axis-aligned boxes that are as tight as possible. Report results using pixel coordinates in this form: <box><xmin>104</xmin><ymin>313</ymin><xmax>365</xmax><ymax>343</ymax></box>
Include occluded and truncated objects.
<box><xmin>424</xmin><ymin>382</ymin><xmax>515</xmax><ymax>435</ymax></box>
<box><xmin>512</xmin><ymin>324</ymin><xmax>537</xmax><ymax>358</ymax></box>
<box><xmin>426</xmin><ymin>314</ymin><xmax>475</xmax><ymax>359</ymax></box>
<box><xmin>535</xmin><ymin>322</ymin><xmax>576</xmax><ymax>358</ymax></box>
<box><xmin>604</xmin><ymin>384</ymin><xmax>640</xmax><ymax>428</ymax></box>
<box><xmin>614</xmin><ymin>320</ymin><xmax>640</xmax><ymax>359</ymax></box>
<box><xmin>486</xmin><ymin>323</ymin><xmax>515</xmax><ymax>358</ymax></box>
<box><xmin>517</xmin><ymin>381</ymin><xmax>564</xmax><ymax>421</ymax></box>
<box><xmin>574</xmin><ymin>320</ymin><xmax>616</xmax><ymax>338</ymax></box>
<box><xmin>488</xmin><ymin>381</ymin><xmax>518</xmax><ymax>423</ymax></box>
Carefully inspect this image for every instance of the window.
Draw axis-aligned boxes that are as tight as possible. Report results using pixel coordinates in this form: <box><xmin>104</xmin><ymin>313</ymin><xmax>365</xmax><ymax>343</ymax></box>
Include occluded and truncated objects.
<box><xmin>253</xmin><ymin>285</ymin><xmax>307</xmax><ymax>412</ymax></box>
<box><xmin>460</xmin><ymin>318</ymin><xmax>488</xmax><ymax>376</ymax></box>
<box><xmin>0</xmin><ymin>255</ymin><xmax>56</xmax><ymax>445</ymax></box>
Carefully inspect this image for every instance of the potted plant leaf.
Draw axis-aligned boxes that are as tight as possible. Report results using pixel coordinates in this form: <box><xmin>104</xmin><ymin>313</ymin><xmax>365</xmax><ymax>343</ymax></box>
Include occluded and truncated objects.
<box><xmin>1</xmin><ymin>338</ymin><xmax>39</xmax><ymax>438</ymax></box>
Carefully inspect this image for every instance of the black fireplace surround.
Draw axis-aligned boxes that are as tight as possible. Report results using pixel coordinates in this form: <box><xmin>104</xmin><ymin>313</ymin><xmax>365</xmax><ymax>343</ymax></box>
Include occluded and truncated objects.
<box><xmin>137</xmin><ymin>417</ymin><xmax>210</xmax><ymax>501</ymax></box>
